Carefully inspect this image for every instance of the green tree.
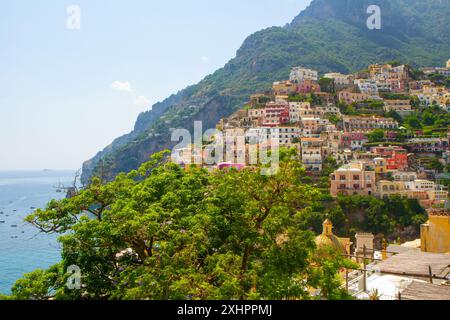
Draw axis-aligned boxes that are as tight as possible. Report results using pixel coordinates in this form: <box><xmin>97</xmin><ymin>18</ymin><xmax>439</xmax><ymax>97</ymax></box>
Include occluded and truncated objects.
<box><xmin>318</xmin><ymin>77</ymin><xmax>335</xmax><ymax>93</ymax></box>
<box><xmin>367</xmin><ymin>129</ymin><xmax>385</xmax><ymax>143</ymax></box>
<box><xmin>5</xmin><ymin>150</ymin><xmax>352</xmax><ymax>300</ymax></box>
<box><xmin>406</xmin><ymin>114</ymin><xmax>422</xmax><ymax>130</ymax></box>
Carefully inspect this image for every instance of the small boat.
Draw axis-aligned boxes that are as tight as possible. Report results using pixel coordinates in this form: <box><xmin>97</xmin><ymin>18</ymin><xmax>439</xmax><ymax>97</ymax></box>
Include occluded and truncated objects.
<box><xmin>11</xmin><ymin>224</ymin><xmax>18</xmax><ymax>228</ymax></box>
<box><xmin>13</xmin><ymin>209</ymin><xmax>17</xmax><ymax>212</ymax></box>
<box><xmin>11</xmin><ymin>236</ymin><xmax>18</xmax><ymax>239</ymax></box>
<box><xmin>56</xmin><ymin>189</ymin><xmax>62</xmax><ymax>193</ymax></box>
<box><xmin>0</xmin><ymin>221</ymin><xmax>5</xmax><ymax>224</ymax></box>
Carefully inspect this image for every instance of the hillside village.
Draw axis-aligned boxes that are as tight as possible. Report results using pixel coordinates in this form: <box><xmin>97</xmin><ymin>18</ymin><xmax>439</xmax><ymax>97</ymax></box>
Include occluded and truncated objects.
<box><xmin>173</xmin><ymin>60</ymin><xmax>450</xmax><ymax>299</ymax></box>
<box><xmin>177</xmin><ymin>60</ymin><xmax>450</xmax><ymax>209</ymax></box>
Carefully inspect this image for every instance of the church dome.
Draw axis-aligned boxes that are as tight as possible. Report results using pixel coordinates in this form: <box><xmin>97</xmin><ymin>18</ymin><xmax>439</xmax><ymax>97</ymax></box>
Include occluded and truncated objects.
<box><xmin>315</xmin><ymin>219</ymin><xmax>346</xmax><ymax>254</ymax></box>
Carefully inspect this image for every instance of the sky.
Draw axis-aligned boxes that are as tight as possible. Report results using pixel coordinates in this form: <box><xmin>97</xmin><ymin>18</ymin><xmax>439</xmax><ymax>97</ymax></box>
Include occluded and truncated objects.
<box><xmin>0</xmin><ymin>0</ymin><xmax>311</xmax><ymax>170</ymax></box>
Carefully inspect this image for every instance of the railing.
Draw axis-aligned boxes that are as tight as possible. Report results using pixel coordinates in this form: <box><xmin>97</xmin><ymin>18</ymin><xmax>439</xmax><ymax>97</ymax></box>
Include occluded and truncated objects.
<box><xmin>355</xmin><ymin>292</ymin><xmax>397</xmax><ymax>301</ymax></box>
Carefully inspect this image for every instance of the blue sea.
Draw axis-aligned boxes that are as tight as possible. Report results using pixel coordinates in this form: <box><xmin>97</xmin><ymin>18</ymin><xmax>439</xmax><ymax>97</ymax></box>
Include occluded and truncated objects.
<box><xmin>0</xmin><ymin>170</ymin><xmax>75</xmax><ymax>294</ymax></box>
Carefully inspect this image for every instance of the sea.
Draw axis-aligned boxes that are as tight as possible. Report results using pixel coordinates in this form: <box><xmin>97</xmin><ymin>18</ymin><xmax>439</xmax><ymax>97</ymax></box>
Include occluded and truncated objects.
<box><xmin>0</xmin><ymin>170</ymin><xmax>76</xmax><ymax>295</ymax></box>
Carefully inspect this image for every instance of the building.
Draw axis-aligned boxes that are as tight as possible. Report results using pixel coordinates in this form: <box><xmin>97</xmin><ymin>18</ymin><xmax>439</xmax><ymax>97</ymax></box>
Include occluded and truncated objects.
<box><xmin>330</xmin><ymin>162</ymin><xmax>376</xmax><ymax>197</ymax></box>
<box><xmin>421</xmin><ymin>208</ymin><xmax>450</xmax><ymax>254</ymax></box>
<box><xmin>384</xmin><ymin>99</ymin><xmax>412</xmax><ymax>112</ymax></box>
<box><xmin>393</xmin><ymin>171</ymin><xmax>417</xmax><ymax>182</ymax></box>
<box><xmin>296</xmin><ymin>80</ymin><xmax>321</xmax><ymax>94</ymax></box>
<box><xmin>315</xmin><ymin>219</ymin><xmax>351</xmax><ymax>255</ymax></box>
<box><xmin>324</xmin><ymin>72</ymin><xmax>350</xmax><ymax>86</ymax></box>
<box><xmin>272</xmin><ymin>80</ymin><xmax>297</xmax><ymax>95</ymax></box>
<box><xmin>354</xmin><ymin>233</ymin><xmax>375</xmax><ymax>263</ymax></box>
<box><xmin>262</xmin><ymin>103</ymin><xmax>290</xmax><ymax>127</ymax></box>
<box><xmin>342</xmin><ymin>132</ymin><xmax>368</xmax><ymax>151</ymax></box>
<box><xmin>370</xmin><ymin>146</ymin><xmax>408</xmax><ymax>170</ymax></box>
<box><xmin>290</xmin><ymin>66</ymin><xmax>318</xmax><ymax>83</ymax></box>
<box><xmin>270</xmin><ymin>127</ymin><xmax>300</xmax><ymax>146</ymax></box>
<box><xmin>300</xmin><ymin>118</ymin><xmax>330</xmax><ymax>136</ymax></box>
<box><xmin>377</xmin><ymin>180</ymin><xmax>407</xmax><ymax>198</ymax></box>
<box><xmin>338</xmin><ymin>91</ymin><xmax>370</xmax><ymax>104</ymax></box>
<box><xmin>407</xmin><ymin>138</ymin><xmax>449</xmax><ymax>154</ymax></box>
<box><xmin>368</xmin><ymin>64</ymin><xmax>392</xmax><ymax>78</ymax></box>
<box><xmin>356</xmin><ymin>244</ymin><xmax>450</xmax><ymax>300</ymax></box>
<box><xmin>301</xmin><ymin>137</ymin><xmax>324</xmax><ymax>172</ymax></box>
<box><xmin>354</xmin><ymin>79</ymin><xmax>379</xmax><ymax>95</ymax></box>
<box><xmin>343</xmin><ymin>116</ymin><xmax>398</xmax><ymax>132</ymax></box>
<box><xmin>288</xmin><ymin>101</ymin><xmax>313</xmax><ymax>123</ymax></box>
<box><xmin>248</xmin><ymin>108</ymin><xmax>265</xmax><ymax>125</ymax></box>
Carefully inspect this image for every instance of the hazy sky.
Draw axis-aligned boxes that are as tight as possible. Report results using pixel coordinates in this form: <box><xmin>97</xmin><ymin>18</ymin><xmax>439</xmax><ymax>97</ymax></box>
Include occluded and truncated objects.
<box><xmin>0</xmin><ymin>0</ymin><xmax>311</xmax><ymax>170</ymax></box>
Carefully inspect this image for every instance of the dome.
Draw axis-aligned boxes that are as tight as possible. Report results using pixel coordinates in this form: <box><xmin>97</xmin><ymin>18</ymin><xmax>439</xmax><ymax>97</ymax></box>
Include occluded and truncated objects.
<box><xmin>315</xmin><ymin>219</ymin><xmax>346</xmax><ymax>254</ymax></box>
<box><xmin>315</xmin><ymin>234</ymin><xmax>346</xmax><ymax>253</ymax></box>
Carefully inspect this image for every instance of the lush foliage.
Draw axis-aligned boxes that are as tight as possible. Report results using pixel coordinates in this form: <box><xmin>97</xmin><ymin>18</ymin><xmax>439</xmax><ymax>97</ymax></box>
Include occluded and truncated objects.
<box><xmin>4</xmin><ymin>150</ymin><xmax>354</xmax><ymax>300</ymax></box>
<box><xmin>296</xmin><ymin>194</ymin><xmax>428</xmax><ymax>240</ymax></box>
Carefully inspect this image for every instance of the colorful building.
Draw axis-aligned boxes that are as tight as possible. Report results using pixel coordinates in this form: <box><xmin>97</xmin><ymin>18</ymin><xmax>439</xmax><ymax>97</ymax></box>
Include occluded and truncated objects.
<box><xmin>421</xmin><ymin>208</ymin><xmax>450</xmax><ymax>254</ymax></box>
<box><xmin>330</xmin><ymin>162</ymin><xmax>376</xmax><ymax>197</ymax></box>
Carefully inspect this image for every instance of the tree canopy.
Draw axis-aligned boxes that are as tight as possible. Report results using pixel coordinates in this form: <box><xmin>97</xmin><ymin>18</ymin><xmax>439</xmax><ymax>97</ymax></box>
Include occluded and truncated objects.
<box><xmin>2</xmin><ymin>150</ymin><xmax>354</xmax><ymax>300</ymax></box>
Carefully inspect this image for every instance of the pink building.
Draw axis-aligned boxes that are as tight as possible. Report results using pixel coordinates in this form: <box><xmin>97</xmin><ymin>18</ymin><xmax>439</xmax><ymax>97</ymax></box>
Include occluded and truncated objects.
<box><xmin>330</xmin><ymin>162</ymin><xmax>376</xmax><ymax>197</ymax></box>
<box><xmin>338</xmin><ymin>91</ymin><xmax>370</xmax><ymax>104</ymax></box>
<box><xmin>262</xmin><ymin>104</ymin><xmax>290</xmax><ymax>127</ymax></box>
<box><xmin>297</xmin><ymin>80</ymin><xmax>321</xmax><ymax>94</ymax></box>
<box><xmin>342</xmin><ymin>132</ymin><xmax>368</xmax><ymax>150</ymax></box>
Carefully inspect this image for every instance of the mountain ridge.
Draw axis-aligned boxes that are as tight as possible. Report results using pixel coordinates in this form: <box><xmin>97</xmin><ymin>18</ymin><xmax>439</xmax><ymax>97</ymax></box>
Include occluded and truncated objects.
<box><xmin>81</xmin><ymin>0</ymin><xmax>450</xmax><ymax>183</ymax></box>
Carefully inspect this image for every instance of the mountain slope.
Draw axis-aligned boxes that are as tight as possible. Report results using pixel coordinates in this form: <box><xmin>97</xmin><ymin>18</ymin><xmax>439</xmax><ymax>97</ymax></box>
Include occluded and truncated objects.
<box><xmin>81</xmin><ymin>0</ymin><xmax>450</xmax><ymax>183</ymax></box>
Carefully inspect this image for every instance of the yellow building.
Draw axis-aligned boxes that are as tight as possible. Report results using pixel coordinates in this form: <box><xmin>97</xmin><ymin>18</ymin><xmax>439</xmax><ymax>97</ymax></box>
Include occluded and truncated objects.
<box><xmin>315</xmin><ymin>219</ymin><xmax>351</xmax><ymax>255</ymax></box>
<box><xmin>376</xmin><ymin>180</ymin><xmax>406</xmax><ymax>198</ymax></box>
<box><xmin>373</xmin><ymin>157</ymin><xmax>387</xmax><ymax>174</ymax></box>
<box><xmin>421</xmin><ymin>209</ymin><xmax>450</xmax><ymax>254</ymax></box>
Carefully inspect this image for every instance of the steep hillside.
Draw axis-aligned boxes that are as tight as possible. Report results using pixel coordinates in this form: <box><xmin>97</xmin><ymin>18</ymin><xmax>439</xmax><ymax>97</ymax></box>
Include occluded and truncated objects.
<box><xmin>82</xmin><ymin>0</ymin><xmax>450</xmax><ymax>183</ymax></box>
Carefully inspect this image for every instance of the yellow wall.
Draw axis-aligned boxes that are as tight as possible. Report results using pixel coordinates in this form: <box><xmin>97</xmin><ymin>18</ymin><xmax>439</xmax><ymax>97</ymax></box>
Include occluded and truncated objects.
<box><xmin>421</xmin><ymin>214</ymin><xmax>450</xmax><ymax>253</ymax></box>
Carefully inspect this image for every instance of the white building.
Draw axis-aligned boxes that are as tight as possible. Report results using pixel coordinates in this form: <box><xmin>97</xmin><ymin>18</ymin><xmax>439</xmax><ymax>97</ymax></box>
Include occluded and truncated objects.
<box><xmin>354</xmin><ymin>79</ymin><xmax>379</xmax><ymax>96</ymax></box>
<box><xmin>290</xmin><ymin>67</ymin><xmax>318</xmax><ymax>83</ymax></box>
<box><xmin>324</xmin><ymin>72</ymin><xmax>350</xmax><ymax>86</ymax></box>
<box><xmin>270</xmin><ymin>127</ymin><xmax>300</xmax><ymax>146</ymax></box>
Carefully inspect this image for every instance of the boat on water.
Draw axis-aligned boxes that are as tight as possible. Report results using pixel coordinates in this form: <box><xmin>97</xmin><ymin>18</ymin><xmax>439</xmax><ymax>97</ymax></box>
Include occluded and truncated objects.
<box><xmin>11</xmin><ymin>224</ymin><xmax>18</xmax><ymax>228</ymax></box>
<box><xmin>30</xmin><ymin>206</ymin><xmax>36</xmax><ymax>210</ymax></box>
<box><xmin>0</xmin><ymin>221</ymin><xmax>5</xmax><ymax>224</ymax></box>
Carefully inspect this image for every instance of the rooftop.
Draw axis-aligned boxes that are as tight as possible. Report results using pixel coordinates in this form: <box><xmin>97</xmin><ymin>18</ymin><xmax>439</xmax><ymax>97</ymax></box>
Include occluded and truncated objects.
<box><xmin>378</xmin><ymin>246</ymin><xmax>450</xmax><ymax>279</ymax></box>
<box><xmin>401</xmin><ymin>281</ymin><xmax>450</xmax><ymax>300</ymax></box>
